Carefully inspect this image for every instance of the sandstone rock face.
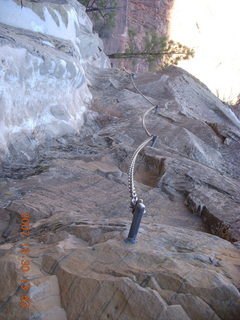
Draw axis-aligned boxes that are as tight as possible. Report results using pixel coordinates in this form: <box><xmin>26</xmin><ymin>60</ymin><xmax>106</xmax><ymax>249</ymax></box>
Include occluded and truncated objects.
<box><xmin>127</xmin><ymin>0</ymin><xmax>174</xmax><ymax>39</ymax></box>
<box><xmin>99</xmin><ymin>0</ymin><xmax>174</xmax><ymax>71</ymax></box>
<box><xmin>0</xmin><ymin>0</ymin><xmax>110</xmax><ymax>161</ymax></box>
<box><xmin>0</xmin><ymin>65</ymin><xmax>240</xmax><ymax>319</ymax></box>
<box><xmin>0</xmin><ymin>213</ymin><xmax>240</xmax><ymax>320</ymax></box>
<box><xmin>1</xmin><ymin>2</ymin><xmax>240</xmax><ymax>320</ymax></box>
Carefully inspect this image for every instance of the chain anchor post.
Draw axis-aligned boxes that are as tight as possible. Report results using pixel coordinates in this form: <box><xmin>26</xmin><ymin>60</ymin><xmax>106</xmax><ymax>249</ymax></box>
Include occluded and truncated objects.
<box><xmin>124</xmin><ymin>69</ymin><xmax>159</xmax><ymax>245</ymax></box>
<box><xmin>124</xmin><ymin>199</ymin><xmax>145</xmax><ymax>244</ymax></box>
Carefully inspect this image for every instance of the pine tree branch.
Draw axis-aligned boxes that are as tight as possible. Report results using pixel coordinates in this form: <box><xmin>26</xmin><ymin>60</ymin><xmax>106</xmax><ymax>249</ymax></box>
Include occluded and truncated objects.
<box><xmin>86</xmin><ymin>6</ymin><xmax>120</xmax><ymax>12</ymax></box>
<box><xmin>108</xmin><ymin>51</ymin><xmax>191</xmax><ymax>59</ymax></box>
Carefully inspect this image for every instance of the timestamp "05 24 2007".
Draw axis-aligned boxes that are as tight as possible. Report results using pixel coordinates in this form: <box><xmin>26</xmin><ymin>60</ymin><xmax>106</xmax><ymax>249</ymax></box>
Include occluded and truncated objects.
<box><xmin>19</xmin><ymin>212</ymin><xmax>31</xmax><ymax>308</ymax></box>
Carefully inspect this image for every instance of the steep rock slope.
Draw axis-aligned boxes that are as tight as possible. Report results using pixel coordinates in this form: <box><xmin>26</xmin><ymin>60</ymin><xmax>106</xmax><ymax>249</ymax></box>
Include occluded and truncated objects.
<box><xmin>0</xmin><ymin>1</ymin><xmax>240</xmax><ymax>319</ymax></box>
<box><xmin>0</xmin><ymin>66</ymin><xmax>240</xmax><ymax>319</ymax></box>
<box><xmin>0</xmin><ymin>0</ymin><xmax>110</xmax><ymax>161</ymax></box>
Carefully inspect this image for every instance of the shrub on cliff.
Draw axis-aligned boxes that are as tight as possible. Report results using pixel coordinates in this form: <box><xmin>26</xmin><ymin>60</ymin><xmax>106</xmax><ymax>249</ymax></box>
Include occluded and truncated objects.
<box><xmin>108</xmin><ymin>29</ymin><xmax>195</xmax><ymax>70</ymax></box>
<box><xmin>78</xmin><ymin>0</ymin><xmax>117</xmax><ymax>38</ymax></box>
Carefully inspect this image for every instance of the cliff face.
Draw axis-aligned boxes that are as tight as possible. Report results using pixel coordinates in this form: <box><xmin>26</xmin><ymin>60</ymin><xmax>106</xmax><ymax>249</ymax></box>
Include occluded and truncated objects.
<box><xmin>0</xmin><ymin>1</ymin><xmax>240</xmax><ymax>319</ymax></box>
<box><xmin>0</xmin><ymin>0</ymin><xmax>110</xmax><ymax>162</ymax></box>
<box><xmin>101</xmin><ymin>0</ymin><xmax>174</xmax><ymax>71</ymax></box>
<box><xmin>127</xmin><ymin>0</ymin><xmax>173</xmax><ymax>36</ymax></box>
<box><xmin>1</xmin><ymin>66</ymin><xmax>240</xmax><ymax>319</ymax></box>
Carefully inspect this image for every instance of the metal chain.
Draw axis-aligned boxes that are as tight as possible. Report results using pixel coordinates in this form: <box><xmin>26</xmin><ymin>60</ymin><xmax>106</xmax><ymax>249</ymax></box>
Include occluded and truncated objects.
<box><xmin>128</xmin><ymin>136</ymin><xmax>154</xmax><ymax>212</ymax></box>
<box><xmin>142</xmin><ymin>105</ymin><xmax>157</xmax><ymax>137</ymax></box>
<box><xmin>123</xmin><ymin>68</ymin><xmax>158</xmax><ymax>211</ymax></box>
<box><xmin>127</xmin><ymin>71</ymin><xmax>156</xmax><ymax>107</ymax></box>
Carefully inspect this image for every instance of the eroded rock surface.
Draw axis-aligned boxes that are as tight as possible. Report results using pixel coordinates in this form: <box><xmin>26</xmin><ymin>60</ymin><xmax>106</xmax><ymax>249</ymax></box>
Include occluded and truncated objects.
<box><xmin>0</xmin><ymin>62</ymin><xmax>240</xmax><ymax>318</ymax></box>
<box><xmin>0</xmin><ymin>0</ymin><xmax>110</xmax><ymax>161</ymax></box>
<box><xmin>0</xmin><ymin>212</ymin><xmax>240</xmax><ymax>320</ymax></box>
<box><xmin>98</xmin><ymin>0</ymin><xmax>174</xmax><ymax>72</ymax></box>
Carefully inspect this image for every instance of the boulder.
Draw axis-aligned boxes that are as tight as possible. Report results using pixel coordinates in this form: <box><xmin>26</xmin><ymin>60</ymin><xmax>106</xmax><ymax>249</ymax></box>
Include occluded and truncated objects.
<box><xmin>0</xmin><ymin>0</ymin><xmax>110</xmax><ymax>163</ymax></box>
<box><xmin>0</xmin><ymin>213</ymin><xmax>239</xmax><ymax>319</ymax></box>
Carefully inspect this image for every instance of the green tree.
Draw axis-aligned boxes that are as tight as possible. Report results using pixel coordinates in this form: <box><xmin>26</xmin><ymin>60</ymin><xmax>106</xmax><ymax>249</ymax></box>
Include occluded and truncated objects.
<box><xmin>108</xmin><ymin>29</ymin><xmax>195</xmax><ymax>70</ymax></box>
<box><xmin>78</xmin><ymin>0</ymin><xmax>118</xmax><ymax>38</ymax></box>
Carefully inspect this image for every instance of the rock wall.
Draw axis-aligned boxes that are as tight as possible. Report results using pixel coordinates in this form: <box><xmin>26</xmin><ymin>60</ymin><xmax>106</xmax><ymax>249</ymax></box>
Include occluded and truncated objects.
<box><xmin>100</xmin><ymin>0</ymin><xmax>174</xmax><ymax>71</ymax></box>
<box><xmin>0</xmin><ymin>66</ymin><xmax>240</xmax><ymax>319</ymax></box>
<box><xmin>0</xmin><ymin>0</ymin><xmax>110</xmax><ymax>162</ymax></box>
<box><xmin>0</xmin><ymin>2</ymin><xmax>240</xmax><ymax>319</ymax></box>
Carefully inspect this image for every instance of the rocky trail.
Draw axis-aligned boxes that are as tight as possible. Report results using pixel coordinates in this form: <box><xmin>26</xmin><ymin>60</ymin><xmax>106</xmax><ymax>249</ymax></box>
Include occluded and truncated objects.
<box><xmin>1</xmin><ymin>66</ymin><xmax>240</xmax><ymax>320</ymax></box>
<box><xmin>0</xmin><ymin>1</ymin><xmax>240</xmax><ymax>319</ymax></box>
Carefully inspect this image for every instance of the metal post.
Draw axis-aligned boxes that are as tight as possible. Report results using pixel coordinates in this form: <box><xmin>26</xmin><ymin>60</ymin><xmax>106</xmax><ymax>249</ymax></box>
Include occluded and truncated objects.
<box><xmin>124</xmin><ymin>71</ymin><xmax>159</xmax><ymax>245</ymax></box>
<box><xmin>125</xmin><ymin>199</ymin><xmax>145</xmax><ymax>244</ymax></box>
<box><xmin>150</xmin><ymin>135</ymin><xmax>158</xmax><ymax>147</ymax></box>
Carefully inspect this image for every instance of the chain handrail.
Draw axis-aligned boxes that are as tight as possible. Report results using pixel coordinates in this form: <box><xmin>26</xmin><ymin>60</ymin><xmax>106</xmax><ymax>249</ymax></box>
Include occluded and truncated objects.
<box><xmin>124</xmin><ymin>69</ymin><xmax>158</xmax><ymax>210</ymax></box>
<box><xmin>128</xmin><ymin>135</ymin><xmax>154</xmax><ymax>211</ymax></box>
<box><xmin>123</xmin><ymin>69</ymin><xmax>158</xmax><ymax>243</ymax></box>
